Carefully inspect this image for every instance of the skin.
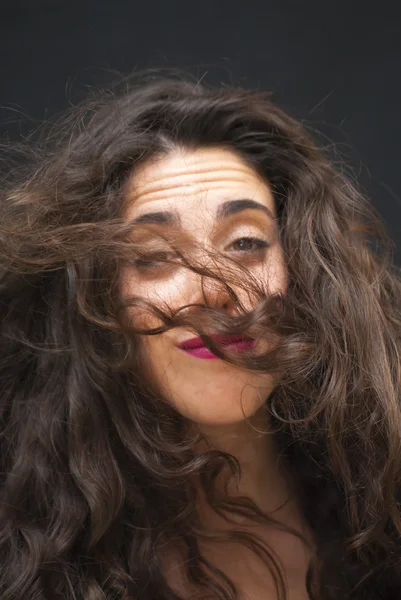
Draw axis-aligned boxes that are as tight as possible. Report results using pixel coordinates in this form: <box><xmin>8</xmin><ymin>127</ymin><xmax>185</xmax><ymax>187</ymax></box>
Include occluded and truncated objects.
<box><xmin>119</xmin><ymin>146</ymin><xmax>289</xmax><ymax>427</ymax></box>
<box><xmin>118</xmin><ymin>147</ymin><xmax>311</xmax><ymax>598</ymax></box>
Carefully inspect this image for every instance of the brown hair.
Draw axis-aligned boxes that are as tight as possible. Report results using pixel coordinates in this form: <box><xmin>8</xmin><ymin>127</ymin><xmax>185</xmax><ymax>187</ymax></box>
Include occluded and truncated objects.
<box><xmin>1</xmin><ymin>69</ymin><xmax>401</xmax><ymax>600</ymax></box>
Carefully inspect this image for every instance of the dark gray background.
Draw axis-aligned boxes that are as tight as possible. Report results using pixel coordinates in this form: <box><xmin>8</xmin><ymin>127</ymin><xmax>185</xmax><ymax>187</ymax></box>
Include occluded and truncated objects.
<box><xmin>1</xmin><ymin>0</ymin><xmax>400</xmax><ymax>263</ymax></box>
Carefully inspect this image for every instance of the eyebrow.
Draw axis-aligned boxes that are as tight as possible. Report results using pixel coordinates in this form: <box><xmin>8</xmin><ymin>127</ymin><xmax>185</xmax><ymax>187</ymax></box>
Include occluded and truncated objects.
<box><xmin>131</xmin><ymin>198</ymin><xmax>275</xmax><ymax>226</ymax></box>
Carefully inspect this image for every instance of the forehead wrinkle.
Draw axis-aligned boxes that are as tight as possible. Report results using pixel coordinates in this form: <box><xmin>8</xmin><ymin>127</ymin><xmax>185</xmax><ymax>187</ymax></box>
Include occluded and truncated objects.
<box><xmin>128</xmin><ymin>146</ymin><xmax>263</xmax><ymax>189</ymax></box>
<box><xmin>125</xmin><ymin>149</ymin><xmax>273</xmax><ymax>219</ymax></box>
<box><xmin>136</xmin><ymin>152</ymin><xmax>258</xmax><ymax>175</ymax></box>
<box><xmin>161</xmin><ymin>166</ymin><xmax>258</xmax><ymax>182</ymax></box>
<box><xmin>129</xmin><ymin>158</ymin><xmax>265</xmax><ymax>193</ymax></box>
<box><xmin>129</xmin><ymin>175</ymin><xmax>267</xmax><ymax>210</ymax></box>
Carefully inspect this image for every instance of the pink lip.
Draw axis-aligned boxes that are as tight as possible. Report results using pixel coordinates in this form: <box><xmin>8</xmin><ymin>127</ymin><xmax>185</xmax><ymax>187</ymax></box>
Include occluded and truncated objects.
<box><xmin>178</xmin><ymin>335</ymin><xmax>256</xmax><ymax>360</ymax></box>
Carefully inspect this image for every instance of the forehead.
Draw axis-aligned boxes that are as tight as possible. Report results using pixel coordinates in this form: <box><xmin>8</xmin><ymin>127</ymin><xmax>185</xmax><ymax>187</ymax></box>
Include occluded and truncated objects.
<box><xmin>123</xmin><ymin>147</ymin><xmax>277</xmax><ymax>221</ymax></box>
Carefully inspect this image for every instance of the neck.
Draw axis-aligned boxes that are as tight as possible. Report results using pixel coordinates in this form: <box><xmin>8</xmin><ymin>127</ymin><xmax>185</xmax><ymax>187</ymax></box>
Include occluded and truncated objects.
<box><xmin>191</xmin><ymin>405</ymin><xmax>295</xmax><ymax>517</ymax></box>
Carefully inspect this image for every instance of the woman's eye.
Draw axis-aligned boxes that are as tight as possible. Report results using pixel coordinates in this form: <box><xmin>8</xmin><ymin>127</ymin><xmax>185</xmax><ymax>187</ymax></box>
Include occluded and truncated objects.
<box><xmin>229</xmin><ymin>237</ymin><xmax>270</xmax><ymax>253</ymax></box>
<box><xmin>133</xmin><ymin>237</ymin><xmax>270</xmax><ymax>272</ymax></box>
<box><xmin>134</xmin><ymin>251</ymin><xmax>173</xmax><ymax>270</ymax></box>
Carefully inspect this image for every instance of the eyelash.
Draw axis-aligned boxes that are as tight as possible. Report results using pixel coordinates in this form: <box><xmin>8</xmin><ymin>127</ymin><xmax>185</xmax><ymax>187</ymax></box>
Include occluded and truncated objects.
<box><xmin>134</xmin><ymin>236</ymin><xmax>270</xmax><ymax>270</ymax></box>
<box><xmin>229</xmin><ymin>236</ymin><xmax>270</xmax><ymax>253</ymax></box>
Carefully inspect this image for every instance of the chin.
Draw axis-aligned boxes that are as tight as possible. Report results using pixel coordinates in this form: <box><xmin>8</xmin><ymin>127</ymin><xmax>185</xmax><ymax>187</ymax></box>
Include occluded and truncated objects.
<box><xmin>173</xmin><ymin>396</ymin><xmax>268</xmax><ymax>427</ymax></box>
<box><xmin>192</xmin><ymin>413</ymin><xmax>255</xmax><ymax>427</ymax></box>
<box><xmin>159</xmin><ymin>372</ymin><xmax>275</xmax><ymax>427</ymax></box>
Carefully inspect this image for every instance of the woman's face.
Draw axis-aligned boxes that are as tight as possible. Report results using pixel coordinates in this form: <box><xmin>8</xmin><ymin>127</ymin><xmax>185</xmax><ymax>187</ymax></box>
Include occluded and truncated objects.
<box><xmin>119</xmin><ymin>147</ymin><xmax>288</xmax><ymax>426</ymax></box>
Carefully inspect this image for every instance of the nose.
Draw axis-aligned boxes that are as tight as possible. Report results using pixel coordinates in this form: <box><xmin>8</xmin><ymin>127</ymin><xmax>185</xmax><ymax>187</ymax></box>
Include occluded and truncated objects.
<box><xmin>178</xmin><ymin>266</ymin><xmax>243</xmax><ymax>316</ymax></box>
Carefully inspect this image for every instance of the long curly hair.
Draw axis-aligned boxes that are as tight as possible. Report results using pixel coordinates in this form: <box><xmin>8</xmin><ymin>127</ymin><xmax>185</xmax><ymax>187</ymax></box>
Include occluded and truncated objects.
<box><xmin>1</xmin><ymin>69</ymin><xmax>401</xmax><ymax>600</ymax></box>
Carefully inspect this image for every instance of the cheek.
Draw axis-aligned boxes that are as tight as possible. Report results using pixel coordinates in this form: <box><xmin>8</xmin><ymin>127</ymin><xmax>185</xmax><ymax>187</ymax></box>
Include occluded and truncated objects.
<box><xmin>118</xmin><ymin>249</ymin><xmax>288</xmax><ymax>331</ymax></box>
<box><xmin>118</xmin><ymin>267</ymin><xmax>200</xmax><ymax>331</ymax></box>
<box><xmin>118</xmin><ymin>268</ymin><xmax>172</xmax><ymax>330</ymax></box>
<box><xmin>260</xmin><ymin>247</ymin><xmax>289</xmax><ymax>296</ymax></box>
<box><xmin>120</xmin><ymin>266</ymin><xmax>188</xmax><ymax>305</ymax></box>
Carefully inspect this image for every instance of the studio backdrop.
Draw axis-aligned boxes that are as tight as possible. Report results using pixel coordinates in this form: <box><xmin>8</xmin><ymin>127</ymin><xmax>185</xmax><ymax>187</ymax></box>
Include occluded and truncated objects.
<box><xmin>1</xmin><ymin>0</ymin><xmax>400</xmax><ymax>263</ymax></box>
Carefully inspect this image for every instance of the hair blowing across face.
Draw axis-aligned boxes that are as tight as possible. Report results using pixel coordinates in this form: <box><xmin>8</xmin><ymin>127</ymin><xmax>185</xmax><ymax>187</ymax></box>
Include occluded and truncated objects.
<box><xmin>0</xmin><ymin>70</ymin><xmax>401</xmax><ymax>600</ymax></box>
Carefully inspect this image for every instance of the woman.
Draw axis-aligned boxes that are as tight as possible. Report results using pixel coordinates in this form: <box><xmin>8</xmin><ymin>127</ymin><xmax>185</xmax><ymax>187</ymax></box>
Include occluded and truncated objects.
<box><xmin>0</xmin><ymin>71</ymin><xmax>400</xmax><ymax>600</ymax></box>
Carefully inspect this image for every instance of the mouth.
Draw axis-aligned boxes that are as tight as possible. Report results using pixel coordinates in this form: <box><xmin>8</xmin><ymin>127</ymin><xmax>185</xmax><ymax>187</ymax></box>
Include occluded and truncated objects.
<box><xmin>177</xmin><ymin>334</ymin><xmax>256</xmax><ymax>360</ymax></box>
